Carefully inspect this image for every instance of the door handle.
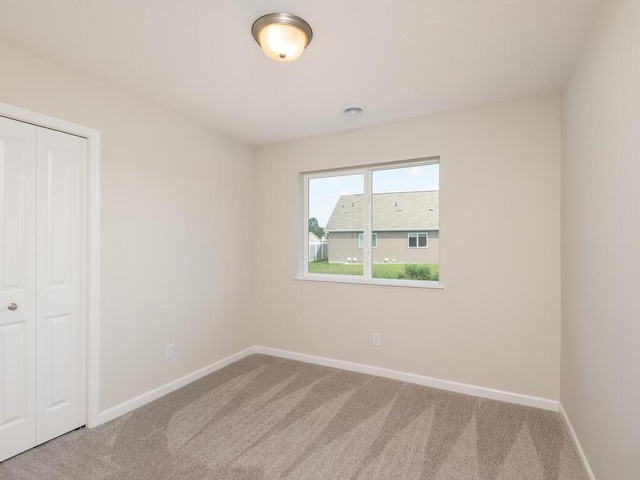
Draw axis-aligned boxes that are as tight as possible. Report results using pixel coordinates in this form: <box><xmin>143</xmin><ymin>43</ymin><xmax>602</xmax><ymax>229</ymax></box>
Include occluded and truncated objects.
<box><xmin>7</xmin><ymin>303</ymin><xmax>17</xmax><ymax>311</ymax></box>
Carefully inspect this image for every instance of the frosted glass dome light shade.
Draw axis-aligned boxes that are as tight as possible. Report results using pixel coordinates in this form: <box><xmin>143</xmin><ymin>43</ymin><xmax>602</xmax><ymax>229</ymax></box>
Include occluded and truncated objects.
<box><xmin>259</xmin><ymin>24</ymin><xmax>306</xmax><ymax>62</ymax></box>
<box><xmin>252</xmin><ymin>13</ymin><xmax>313</xmax><ymax>63</ymax></box>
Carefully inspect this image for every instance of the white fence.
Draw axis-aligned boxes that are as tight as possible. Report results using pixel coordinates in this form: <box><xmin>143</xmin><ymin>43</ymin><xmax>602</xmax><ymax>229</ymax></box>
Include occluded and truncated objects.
<box><xmin>309</xmin><ymin>241</ymin><xmax>328</xmax><ymax>261</ymax></box>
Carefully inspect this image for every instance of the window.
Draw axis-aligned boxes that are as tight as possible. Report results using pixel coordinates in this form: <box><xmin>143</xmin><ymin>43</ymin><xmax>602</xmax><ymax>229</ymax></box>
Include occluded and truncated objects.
<box><xmin>302</xmin><ymin>158</ymin><xmax>440</xmax><ymax>287</ymax></box>
<box><xmin>359</xmin><ymin>233</ymin><xmax>377</xmax><ymax>248</ymax></box>
<box><xmin>408</xmin><ymin>232</ymin><xmax>428</xmax><ymax>248</ymax></box>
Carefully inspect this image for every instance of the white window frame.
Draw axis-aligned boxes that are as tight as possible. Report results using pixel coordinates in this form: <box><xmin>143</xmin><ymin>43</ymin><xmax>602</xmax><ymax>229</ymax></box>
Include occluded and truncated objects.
<box><xmin>408</xmin><ymin>232</ymin><xmax>429</xmax><ymax>248</ymax></box>
<box><xmin>359</xmin><ymin>232</ymin><xmax>377</xmax><ymax>249</ymax></box>
<box><xmin>298</xmin><ymin>157</ymin><xmax>442</xmax><ymax>289</ymax></box>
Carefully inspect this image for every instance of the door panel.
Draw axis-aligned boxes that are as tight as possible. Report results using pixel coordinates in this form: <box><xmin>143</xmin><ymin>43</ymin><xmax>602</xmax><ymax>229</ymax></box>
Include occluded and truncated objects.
<box><xmin>43</xmin><ymin>313</ymin><xmax>71</xmax><ymax>412</ymax></box>
<box><xmin>0</xmin><ymin>117</ymin><xmax>37</xmax><ymax>461</ymax></box>
<box><xmin>36</xmin><ymin>128</ymin><xmax>86</xmax><ymax>445</ymax></box>
<box><xmin>45</xmin><ymin>150</ymin><xmax>72</xmax><ymax>287</ymax></box>
<box><xmin>0</xmin><ymin>323</ymin><xmax>28</xmax><ymax>424</ymax></box>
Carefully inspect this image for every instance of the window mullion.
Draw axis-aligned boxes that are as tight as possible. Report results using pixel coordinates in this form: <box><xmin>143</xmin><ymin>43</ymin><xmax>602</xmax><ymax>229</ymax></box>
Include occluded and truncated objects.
<box><xmin>363</xmin><ymin>168</ymin><xmax>372</xmax><ymax>279</ymax></box>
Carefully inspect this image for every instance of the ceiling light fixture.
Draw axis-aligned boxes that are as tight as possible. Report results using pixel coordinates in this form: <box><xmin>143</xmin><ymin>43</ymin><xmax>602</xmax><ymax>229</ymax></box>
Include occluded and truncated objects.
<box><xmin>251</xmin><ymin>13</ymin><xmax>313</xmax><ymax>62</ymax></box>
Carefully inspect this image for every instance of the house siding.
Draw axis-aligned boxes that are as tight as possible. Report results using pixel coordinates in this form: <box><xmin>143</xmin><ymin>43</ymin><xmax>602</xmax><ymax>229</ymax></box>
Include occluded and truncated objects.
<box><xmin>326</xmin><ymin>232</ymin><xmax>362</xmax><ymax>263</ymax></box>
<box><xmin>373</xmin><ymin>231</ymin><xmax>439</xmax><ymax>264</ymax></box>
<box><xmin>328</xmin><ymin>231</ymin><xmax>439</xmax><ymax>264</ymax></box>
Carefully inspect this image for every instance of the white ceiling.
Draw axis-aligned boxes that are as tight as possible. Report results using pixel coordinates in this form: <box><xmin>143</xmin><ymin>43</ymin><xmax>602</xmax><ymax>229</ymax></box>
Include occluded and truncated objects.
<box><xmin>0</xmin><ymin>0</ymin><xmax>601</xmax><ymax>145</ymax></box>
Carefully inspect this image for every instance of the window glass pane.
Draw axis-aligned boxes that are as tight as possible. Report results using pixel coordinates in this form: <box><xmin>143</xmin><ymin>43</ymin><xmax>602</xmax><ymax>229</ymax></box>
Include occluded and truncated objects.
<box><xmin>418</xmin><ymin>233</ymin><xmax>428</xmax><ymax>247</ymax></box>
<box><xmin>371</xmin><ymin>164</ymin><xmax>439</xmax><ymax>281</ymax></box>
<box><xmin>308</xmin><ymin>174</ymin><xmax>363</xmax><ymax>276</ymax></box>
<box><xmin>359</xmin><ymin>233</ymin><xmax>376</xmax><ymax>248</ymax></box>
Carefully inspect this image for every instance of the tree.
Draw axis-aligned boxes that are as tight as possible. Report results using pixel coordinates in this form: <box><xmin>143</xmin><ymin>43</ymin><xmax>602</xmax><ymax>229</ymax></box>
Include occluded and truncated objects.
<box><xmin>308</xmin><ymin>217</ymin><xmax>325</xmax><ymax>238</ymax></box>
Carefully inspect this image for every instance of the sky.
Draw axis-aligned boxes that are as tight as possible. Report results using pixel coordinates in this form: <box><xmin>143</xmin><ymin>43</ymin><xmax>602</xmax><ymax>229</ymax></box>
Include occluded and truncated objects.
<box><xmin>308</xmin><ymin>164</ymin><xmax>439</xmax><ymax>227</ymax></box>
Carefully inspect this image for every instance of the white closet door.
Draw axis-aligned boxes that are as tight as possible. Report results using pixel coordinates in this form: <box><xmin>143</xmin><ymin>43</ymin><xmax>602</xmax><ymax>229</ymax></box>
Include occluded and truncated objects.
<box><xmin>0</xmin><ymin>117</ymin><xmax>37</xmax><ymax>461</ymax></box>
<box><xmin>35</xmin><ymin>127</ymin><xmax>86</xmax><ymax>445</ymax></box>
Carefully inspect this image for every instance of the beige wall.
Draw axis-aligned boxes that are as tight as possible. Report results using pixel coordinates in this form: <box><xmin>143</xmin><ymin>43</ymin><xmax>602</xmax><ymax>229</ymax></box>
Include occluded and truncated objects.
<box><xmin>255</xmin><ymin>95</ymin><xmax>562</xmax><ymax>400</ymax></box>
<box><xmin>0</xmin><ymin>42</ymin><xmax>255</xmax><ymax>410</ymax></box>
<box><xmin>0</xmin><ymin>36</ymin><xmax>570</xmax><ymax>421</ymax></box>
<box><xmin>561</xmin><ymin>0</ymin><xmax>640</xmax><ymax>478</ymax></box>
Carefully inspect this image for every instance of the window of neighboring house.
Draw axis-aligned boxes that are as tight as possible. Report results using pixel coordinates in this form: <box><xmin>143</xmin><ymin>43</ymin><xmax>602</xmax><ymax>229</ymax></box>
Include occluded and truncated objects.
<box><xmin>301</xmin><ymin>157</ymin><xmax>441</xmax><ymax>288</ymax></box>
<box><xmin>408</xmin><ymin>232</ymin><xmax>428</xmax><ymax>248</ymax></box>
<box><xmin>359</xmin><ymin>233</ymin><xmax>377</xmax><ymax>248</ymax></box>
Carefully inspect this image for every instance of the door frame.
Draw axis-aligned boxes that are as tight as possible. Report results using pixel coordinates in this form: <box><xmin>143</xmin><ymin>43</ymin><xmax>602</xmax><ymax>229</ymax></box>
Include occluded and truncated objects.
<box><xmin>0</xmin><ymin>102</ymin><xmax>101</xmax><ymax>428</ymax></box>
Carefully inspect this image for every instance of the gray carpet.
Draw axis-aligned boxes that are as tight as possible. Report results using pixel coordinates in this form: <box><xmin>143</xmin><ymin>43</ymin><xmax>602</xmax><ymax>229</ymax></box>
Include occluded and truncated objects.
<box><xmin>0</xmin><ymin>354</ymin><xmax>587</xmax><ymax>479</ymax></box>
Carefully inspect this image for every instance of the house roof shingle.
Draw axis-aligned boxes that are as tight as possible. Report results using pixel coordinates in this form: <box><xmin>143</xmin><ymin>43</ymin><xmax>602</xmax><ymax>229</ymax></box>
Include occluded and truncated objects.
<box><xmin>324</xmin><ymin>191</ymin><xmax>439</xmax><ymax>232</ymax></box>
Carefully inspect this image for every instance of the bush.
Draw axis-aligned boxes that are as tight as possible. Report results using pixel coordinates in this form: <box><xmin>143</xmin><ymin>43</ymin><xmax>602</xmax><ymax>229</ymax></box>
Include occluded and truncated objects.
<box><xmin>398</xmin><ymin>264</ymin><xmax>433</xmax><ymax>281</ymax></box>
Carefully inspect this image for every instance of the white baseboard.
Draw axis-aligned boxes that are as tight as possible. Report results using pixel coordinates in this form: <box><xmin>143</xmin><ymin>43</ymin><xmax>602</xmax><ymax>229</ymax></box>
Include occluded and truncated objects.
<box><xmin>91</xmin><ymin>345</ymin><xmax>593</xmax><ymax>480</ymax></box>
<box><xmin>95</xmin><ymin>346</ymin><xmax>255</xmax><ymax>426</ymax></box>
<box><xmin>94</xmin><ymin>344</ymin><xmax>559</xmax><ymax>429</ymax></box>
<box><xmin>93</xmin><ymin>345</ymin><xmax>592</xmax><ymax>479</ymax></box>
<box><xmin>559</xmin><ymin>403</ymin><xmax>596</xmax><ymax>480</ymax></box>
<box><xmin>253</xmin><ymin>346</ymin><xmax>559</xmax><ymax>411</ymax></box>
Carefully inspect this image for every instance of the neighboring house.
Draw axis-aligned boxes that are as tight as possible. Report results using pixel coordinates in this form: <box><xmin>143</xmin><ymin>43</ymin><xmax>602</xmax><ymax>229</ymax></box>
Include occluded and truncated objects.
<box><xmin>324</xmin><ymin>191</ymin><xmax>439</xmax><ymax>264</ymax></box>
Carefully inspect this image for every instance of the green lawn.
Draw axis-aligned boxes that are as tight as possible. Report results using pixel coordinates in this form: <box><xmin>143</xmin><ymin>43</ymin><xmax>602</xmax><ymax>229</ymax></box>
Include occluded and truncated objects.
<box><xmin>308</xmin><ymin>260</ymin><xmax>363</xmax><ymax>275</ymax></box>
<box><xmin>308</xmin><ymin>259</ymin><xmax>439</xmax><ymax>281</ymax></box>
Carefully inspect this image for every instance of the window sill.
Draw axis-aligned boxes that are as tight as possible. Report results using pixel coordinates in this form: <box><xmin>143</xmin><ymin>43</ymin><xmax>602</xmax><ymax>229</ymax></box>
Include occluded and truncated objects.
<box><xmin>294</xmin><ymin>275</ymin><xmax>444</xmax><ymax>290</ymax></box>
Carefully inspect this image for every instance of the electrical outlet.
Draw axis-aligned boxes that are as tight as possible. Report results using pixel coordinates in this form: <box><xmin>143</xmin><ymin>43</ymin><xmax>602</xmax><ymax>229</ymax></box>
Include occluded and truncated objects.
<box><xmin>165</xmin><ymin>344</ymin><xmax>174</xmax><ymax>360</ymax></box>
<box><xmin>372</xmin><ymin>333</ymin><xmax>381</xmax><ymax>347</ymax></box>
